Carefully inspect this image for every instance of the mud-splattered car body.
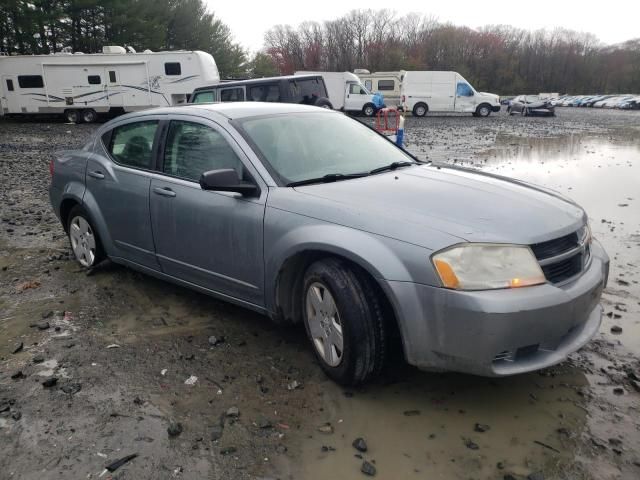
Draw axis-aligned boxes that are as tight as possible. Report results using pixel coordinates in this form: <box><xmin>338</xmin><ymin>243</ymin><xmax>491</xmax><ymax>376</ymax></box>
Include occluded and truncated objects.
<box><xmin>49</xmin><ymin>103</ymin><xmax>609</xmax><ymax>380</ymax></box>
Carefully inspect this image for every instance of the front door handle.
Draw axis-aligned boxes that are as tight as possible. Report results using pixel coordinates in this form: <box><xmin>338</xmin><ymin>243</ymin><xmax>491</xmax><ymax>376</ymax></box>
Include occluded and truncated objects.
<box><xmin>88</xmin><ymin>170</ymin><xmax>105</xmax><ymax>179</ymax></box>
<box><xmin>153</xmin><ymin>186</ymin><xmax>176</xmax><ymax>197</ymax></box>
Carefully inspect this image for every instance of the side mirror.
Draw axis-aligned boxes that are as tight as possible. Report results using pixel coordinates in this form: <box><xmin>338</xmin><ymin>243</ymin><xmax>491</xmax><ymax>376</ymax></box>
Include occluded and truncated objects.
<box><xmin>199</xmin><ymin>169</ymin><xmax>259</xmax><ymax>197</ymax></box>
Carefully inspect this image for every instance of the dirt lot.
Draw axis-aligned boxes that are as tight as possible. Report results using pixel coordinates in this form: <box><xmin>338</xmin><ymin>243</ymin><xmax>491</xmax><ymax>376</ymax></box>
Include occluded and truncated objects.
<box><xmin>1</xmin><ymin>108</ymin><xmax>639</xmax><ymax>480</ymax></box>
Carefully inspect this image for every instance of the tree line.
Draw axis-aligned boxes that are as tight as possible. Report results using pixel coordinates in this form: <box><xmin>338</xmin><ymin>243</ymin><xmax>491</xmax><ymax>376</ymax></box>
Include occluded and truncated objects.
<box><xmin>263</xmin><ymin>10</ymin><xmax>640</xmax><ymax>94</ymax></box>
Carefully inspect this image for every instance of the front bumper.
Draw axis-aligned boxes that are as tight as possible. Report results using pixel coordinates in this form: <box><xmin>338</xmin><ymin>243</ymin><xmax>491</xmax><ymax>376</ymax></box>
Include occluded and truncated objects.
<box><xmin>491</xmin><ymin>105</ymin><xmax>501</xmax><ymax>112</ymax></box>
<box><xmin>386</xmin><ymin>240</ymin><xmax>609</xmax><ymax>376</ymax></box>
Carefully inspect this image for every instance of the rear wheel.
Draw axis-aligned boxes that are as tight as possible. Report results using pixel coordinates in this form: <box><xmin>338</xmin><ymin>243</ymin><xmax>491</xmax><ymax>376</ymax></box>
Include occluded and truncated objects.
<box><xmin>476</xmin><ymin>104</ymin><xmax>491</xmax><ymax>117</ymax></box>
<box><xmin>67</xmin><ymin>205</ymin><xmax>104</xmax><ymax>268</ymax></box>
<box><xmin>362</xmin><ymin>103</ymin><xmax>375</xmax><ymax>117</ymax></box>
<box><xmin>314</xmin><ymin>98</ymin><xmax>333</xmax><ymax>109</ymax></box>
<box><xmin>81</xmin><ymin>108</ymin><xmax>98</xmax><ymax>123</ymax></box>
<box><xmin>302</xmin><ymin>258</ymin><xmax>387</xmax><ymax>385</ymax></box>
<box><xmin>412</xmin><ymin>103</ymin><xmax>428</xmax><ymax>117</ymax></box>
<box><xmin>64</xmin><ymin>109</ymin><xmax>79</xmax><ymax>124</ymax></box>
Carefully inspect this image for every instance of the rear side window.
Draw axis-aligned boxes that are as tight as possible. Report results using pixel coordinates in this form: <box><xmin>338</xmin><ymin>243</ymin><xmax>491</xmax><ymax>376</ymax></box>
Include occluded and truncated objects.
<box><xmin>377</xmin><ymin>80</ymin><xmax>395</xmax><ymax>91</ymax></box>
<box><xmin>289</xmin><ymin>78</ymin><xmax>326</xmax><ymax>104</ymax></box>
<box><xmin>88</xmin><ymin>75</ymin><xmax>101</xmax><ymax>85</ymax></box>
<box><xmin>107</xmin><ymin>121</ymin><xmax>159</xmax><ymax>169</ymax></box>
<box><xmin>248</xmin><ymin>84</ymin><xmax>280</xmax><ymax>102</ymax></box>
<box><xmin>5</xmin><ymin>79</ymin><xmax>14</xmax><ymax>91</ymax></box>
<box><xmin>18</xmin><ymin>75</ymin><xmax>44</xmax><ymax>88</ymax></box>
<box><xmin>165</xmin><ymin>62</ymin><xmax>181</xmax><ymax>75</ymax></box>
<box><xmin>163</xmin><ymin>121</ymin><xmax>242</xmax><ymax>181</ymax></box>
<box><xmin>192</xmin><ymin>91</ymin><xmax>216</xmax><ymax>103</ymax></box>
<box><xmin>220</xmin><ymin>87</ymin><xmax>245</xmax><ymax>102</ymax></box>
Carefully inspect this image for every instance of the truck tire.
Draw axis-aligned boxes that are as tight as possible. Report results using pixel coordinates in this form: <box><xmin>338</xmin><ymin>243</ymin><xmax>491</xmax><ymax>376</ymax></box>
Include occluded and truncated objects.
<box><xmin>64</xmin><ymin>109</ymin><xmax>80</xmax><ymax>124</ymax></box>
<box><xmin>302</xmin><ymin>258</ymin><xmax>387</xmax><ymax>385</ymax></box>
<box><xmin>476</xmin><ymin>104</ymin><xmax>492</xmax><ymax>117</ymax></box>
<box><xmin>314</xmin><ymin>97</ymin><xmax>333</xmax><ymax>109</ymax></box>
<box><xmin>412</xmin><ymin>103</ymin><xmax>428</xmax><ymax>117</ymax></box>
<box><xmin>81</xmin><ymin>109</ymin><xmax>98</xmax><ymax>123</ymax></box>
<box><xmin>362</xmin><ymin>103</ymin><xmax>376</xmax><ymax>117</ymax></box>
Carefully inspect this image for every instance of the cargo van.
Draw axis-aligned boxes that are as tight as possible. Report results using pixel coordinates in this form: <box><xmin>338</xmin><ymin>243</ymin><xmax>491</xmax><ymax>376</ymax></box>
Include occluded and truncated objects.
<box><xmin>401</xmin><ymin>71</ymin><xmax>500</xmax><ymax>117</ymax></box>
<box><xmin>294</xmin><ymin>71</ymin><xmax>384</xmax><ymax>116</ymax></box>
<box><xmin>189</xmin><ymin>75</ymin><xmax>331</xmax><ymax>108</ymax></box>
<box><xmin>355</xmin><ymin>69</ymin><xmax>404</xmax><ymax>107</ymax></box>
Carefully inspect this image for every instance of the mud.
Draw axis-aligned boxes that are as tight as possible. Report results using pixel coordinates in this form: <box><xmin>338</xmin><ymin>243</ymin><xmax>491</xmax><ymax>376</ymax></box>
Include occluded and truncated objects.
<box><xmin>1</xmin><ymin>108</ymin><xmax>639</xmax><ymax>480</ymax></box>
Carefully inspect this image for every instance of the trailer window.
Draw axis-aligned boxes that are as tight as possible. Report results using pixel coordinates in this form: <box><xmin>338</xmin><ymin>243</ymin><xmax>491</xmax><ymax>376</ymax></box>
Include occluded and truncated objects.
<box><xmin>364</xmin><ymin>80</ymin><xmax>372</xmax><ymax>90</ymax></box>
<box><xmin>108</xmin><ymin>71</ymin><xmax>117</xmax><ymax>83</ymax></box>
<box><xmin>220</xmin><ymin>87</ymin><xmax>245</xmax><ymax>102</ymax></box>
<box><xmin>108</xmin><ymin>121</ymin><xmax>159</xmax><ymax>170</ymax></box>
<box><xmin>18</xmin><ymin>75</ymin><xmax>44</xmax><ymax>89</ymax></box>
<box><xmin>165</xmin><ymin>62</ymin><xmax>181</xmax><ymax>76</ymax></box>
<box><xmin>5</xmin><ymin>79</ymin><xmax>14</xmax><ymax>91</ymax></box>
<box><xmin>88</xmin><ymin>75</ymin><xmax>101</xmax><ymax>85</ymax></box>
<box><xmin>377</xmin><ymin>80</ymin><xmax>395</xmax><ymax>91</ymax></box>
<box><xmin>249</xmin><ymin>84</ymin><xmax>280</xmax><ymax>102</ymax></box>
<box><xmin>192</xmin><ymin>91</ymin><xmax>216</xmax><ymax>103</ymax></box>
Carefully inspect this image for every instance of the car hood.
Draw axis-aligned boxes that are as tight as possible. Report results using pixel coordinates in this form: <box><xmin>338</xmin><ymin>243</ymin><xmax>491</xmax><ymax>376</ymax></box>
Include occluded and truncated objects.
<box><xmin>269</xmin><ymin>164</ymin><xmax>586</xmax><ymax>251</ymax></box>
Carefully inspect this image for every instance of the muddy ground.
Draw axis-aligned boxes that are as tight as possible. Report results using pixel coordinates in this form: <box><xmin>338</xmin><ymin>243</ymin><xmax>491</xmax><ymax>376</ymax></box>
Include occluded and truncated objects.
<box><xmin>1</xmin><ymin>108</ymin><xmax>639</xmax><ymax>480</ymax></box>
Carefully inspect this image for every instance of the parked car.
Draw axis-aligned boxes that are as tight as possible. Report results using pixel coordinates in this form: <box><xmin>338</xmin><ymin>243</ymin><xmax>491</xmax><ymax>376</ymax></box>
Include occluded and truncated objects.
<box><xmin>50</xmin><ymin>103</ymin><xmax>609</xmax><ymax>385</ymax></box>
<box><xmin>617</xmin><ymin>96</ymin><xmax>640</xmax><ymax>109</ymax></box>
<box><xmin>189</xmin><ymin>74</ymin><xmax>332</xmax><ymax>108</ymax></box>
<box><xmin>507</xmin><ymin>95</ymin><xmax>555</xmax><ymax>116</ymax></box>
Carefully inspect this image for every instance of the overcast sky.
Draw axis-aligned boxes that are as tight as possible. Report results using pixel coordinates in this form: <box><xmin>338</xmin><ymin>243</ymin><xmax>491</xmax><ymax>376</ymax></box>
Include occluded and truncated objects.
<box><xmin>208</xmin><ymin>0</ymin><xmax>640</xmax><ymax>53</ymax></box>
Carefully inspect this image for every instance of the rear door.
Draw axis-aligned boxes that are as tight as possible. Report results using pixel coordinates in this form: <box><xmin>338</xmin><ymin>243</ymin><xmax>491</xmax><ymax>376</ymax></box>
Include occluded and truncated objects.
<box><xmin>104</xmin><ymin>68</ymin><xmax>123</xmax><ymax>106</ymax></box>
<box><xmin>1</xmin><ymin>75</ymin><xmax>19</xmax><ymax>113</ymax></box>
<box><xmin>149</xmin><ymin>116</ymin><xmax>266</xmax><ymax>305</ymax></box>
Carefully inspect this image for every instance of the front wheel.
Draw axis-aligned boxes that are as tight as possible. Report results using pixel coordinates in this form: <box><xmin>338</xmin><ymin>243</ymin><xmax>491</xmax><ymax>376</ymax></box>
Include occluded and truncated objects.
<box><xmin>302</xmin><ymin>258</ymin><xmax>387</xmax><ymax>385</ymax></box>
<box><xmin>476</xmin><ymin>104</ymin><xmax>491</xmax><ymax>117</ymax></box>
<box><xmin>362</xmin><ymin>103</ymin><xmax>375</xmax><ymax>117</ymax></box>
<box><xmin>67</xmin><ymin>205</ymin><xmax>105</xmax><ymax>268</ymax></box>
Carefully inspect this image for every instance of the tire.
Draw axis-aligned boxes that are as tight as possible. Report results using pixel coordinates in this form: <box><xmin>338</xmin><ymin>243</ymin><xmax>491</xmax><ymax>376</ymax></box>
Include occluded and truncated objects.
<box><xmin>412</xmin><ymin>103</ymin><xmax>428</xmax><ymax>117</ymax></box>
<box><xmin>64</xmin><ymin>109</ymin><xmax>80</xmax><ymax>124</ymax></box>
<box><xmin>521</xmin><ymin>108</ymin><xmax>528</xmax><ymax>117</ymax></box>
<box><xmin>507</xmin><ymin>107</ymin><xmax>512</xmax><ymax>115</ymax></box>
<box><xmin>314</xmin><ymin>97</ymin><xmax>333</xmax><ymax>109</ymax></box>
<box><xmin>476</xmin><ymin>104</ymin><xmax>491</xmax><ymax>117</ymax></box>
<box><xmin>67</xmin><ymin>205</ymin><xmax>105</xmax><ymax>268</ymax></box>
<box><xmin>362</xmin><ymin>103</ymin><xmax>375</xmax><ymax>117</ymax></box>
<box><xmin>302</xmin><ymin>258</ymin><xmax>387</xmax><ymax>385</ymax></box>
<box><xmin>81</xmin><ymin>108</ymin><xmax>98</xmax><ymax>123</ymax></box>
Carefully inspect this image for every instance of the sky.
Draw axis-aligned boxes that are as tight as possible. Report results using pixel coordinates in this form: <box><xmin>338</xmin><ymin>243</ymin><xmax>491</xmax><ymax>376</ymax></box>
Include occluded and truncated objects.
<box><xmin>208</xmin><ymin>0</ymin><xmax>640</xmax><ymax>54</ymax></box>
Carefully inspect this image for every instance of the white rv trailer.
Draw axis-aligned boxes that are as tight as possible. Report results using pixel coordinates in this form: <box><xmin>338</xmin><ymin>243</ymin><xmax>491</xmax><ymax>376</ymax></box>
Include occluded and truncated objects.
<box><xmin>355</xmin><ymin>69</ymin><xmax>405</xmax><ymax>106</ymax></box>
<box><xmin>0</xmin><ymin>46</ymin><xmax>219</xmax><ymax>122</ymax></box>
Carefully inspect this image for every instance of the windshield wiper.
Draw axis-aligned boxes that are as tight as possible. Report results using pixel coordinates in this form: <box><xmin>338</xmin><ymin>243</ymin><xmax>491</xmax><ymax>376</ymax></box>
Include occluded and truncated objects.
<box><xmin>287</xmin><ymin>172</ymin><xmax>369</xmax><ymax>187</ymax></box>
<box><xmin>369</xmin><ymin>161</ymin><xmax>415</xmax><ymax>175</ymax></box>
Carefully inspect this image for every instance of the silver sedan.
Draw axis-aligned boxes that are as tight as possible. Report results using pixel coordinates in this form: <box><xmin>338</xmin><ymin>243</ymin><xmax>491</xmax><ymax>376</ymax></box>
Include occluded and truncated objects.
<box><xmin>49</xmin><ymin>103</ymin><xmax>609</xmax><ymax>385</ymax></box>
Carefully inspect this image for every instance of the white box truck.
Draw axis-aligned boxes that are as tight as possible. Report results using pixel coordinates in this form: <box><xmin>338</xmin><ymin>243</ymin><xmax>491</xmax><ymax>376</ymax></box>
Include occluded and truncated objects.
<box><xmin>401</xmin><ymin>71</ymin><xmax>501</xmax><ymax>117</ymax></box>
<box><xmin>0</xmin><ymin>46</ymin><xmax>220</xmax><ymax>123</ymax></box>
<box><xmin>294</xmin><ymin>71</ymin><xmax>384</xmax><ymax>116</ymax></box>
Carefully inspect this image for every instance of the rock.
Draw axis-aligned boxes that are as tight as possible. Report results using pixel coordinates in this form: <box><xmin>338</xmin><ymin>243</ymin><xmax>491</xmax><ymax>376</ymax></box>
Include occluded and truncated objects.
<box><xmin>30</xmin><ymin>321</ymin><xmax>50</xmax><ymax>330</ymax></box>
<box><xmin>33</xmin><ymin>355</ymin><xmax>45</xmax><ymax>364</ymax></box>
<box><xmin>42</xmin><ymin>377</ymin><xmax>58</xmax><ymax>388</ymax></box>
<box><xmin>0</xmin><ymin>403</ymin><xmax>10</xmax><ymax>413</ymax></box>
<box><xmin>474</xmin><ymin>423</ymin><xmax>490</xmax><ymax>433</ymax></box>
<box><xmin>276</xmin><ymin>444</ymin><xmax>287</xmax><ymax>454</ymax></box>
<box><xmin>61</xmin><ymin>383</ymin><xmax>82</xmax><ymax>394</ymax></box>
<box><xmin>226</xmin><ymin>406</ymin><xmax>240</xmax><ymax>417</ymax></box>
<box><xmin>42</xmin><ymin>310</ymin><xmax>54</xmax><ymax>319</ymax></box>
<box><xmin>611</xmin><ymin>326</ymin><xmax>623</xmax><ymax>334</ymax></box>
<box><xmin>257</xmin><ymin>416</ymin><xmax>273</xmax><ymax>429</ymax></box>
<box><xmin>12</xmin><ymin>342</ymin><xmax>23</xmax><ymax>354</ymax></box>
<box><xmin>133</xmin><ymin>396</ymin><xmax>143</xmax><ymax>405</ymax></box>
<box><xmin>528</xmin><ymin>473</ymin><xmax>544</xmax><ymax>480</ymax></box>
<box><xmin>167</xmin><ymin>422</ymin><xmax>183</xmax><ymax>437</ymax></box>
<box><xmin>11</xmin><ymin>371</ymin><xmax>25</xmax><ymax>380</ymax></box>
<box><xmin>220</xmin><ymin>446</ymin><xmax>237</xmax><ymax>455</ymax></box>
<box><xmin>317</xmin><ymin>423</ymin><xmax>334</xmax><ymax>434</ymax></box>
<box><xmin>613</xmin><ymin>387</ymin><xmax>625</xmax><ymax>395</ymax></box>
<box><xmin>11</xmin><ymin>411</ymin><xmax>22</xmax><ymax>421</ymax></box>
<box><xmin>630</xmin><ymin>380</ymin><xmax>640</xmax><ymax>392</ymax></box>
<box><xmin>496</xmin><ymin>462</ymin><xmax>505</xmax><ymax>470</ymax></box>
<box><xmin>287</xmin><ymin>380</ymin><xmax>302</xmax><ymax>390</ymax></box>
<box><xmin>352</xmin><ymin>437</ymin><xmax>368</xmax><ymax>452</ymax></box>
<box><xmin>504</xmin><ymin>475</ymin><xmax>517</xmax><ymax>480</ymax></box>
<box><xmin>211</xmin><ymin>424</ymin><xmax>224</xmax><ymax>441</ymax></box>
<box><xmin>208</xmin><ymin>335</ymin><xmax>225</xmax><ymax>346</ymax></box>
<box><xmin>403</xmin><ymin>410</ymin><xmax>420</xmax><ymax>416</ymax></box>
<box><xmin>361</xmin><ymin>460</ymin><xmax>377</xmax><ymax>476</ymax></box>
<box><xmin>464</xmin><ymin>438</ymin><xmax>479</xmax><ymax>450</ymax></box>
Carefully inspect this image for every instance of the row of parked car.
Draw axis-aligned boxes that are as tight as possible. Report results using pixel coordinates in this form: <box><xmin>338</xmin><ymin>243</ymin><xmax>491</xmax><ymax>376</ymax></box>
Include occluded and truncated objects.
<box><xmin>553</xmin><ymin>94</ymin><xmax>640</xmax><ymax>109</ymax></box>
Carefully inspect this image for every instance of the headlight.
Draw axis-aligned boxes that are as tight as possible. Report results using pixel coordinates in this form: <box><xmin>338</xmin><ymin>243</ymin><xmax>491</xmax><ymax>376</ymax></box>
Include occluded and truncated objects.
<box><xmin>432</xmin><ymin>244</ymin><xmax>546</xmax><ymax>290</ymax></box>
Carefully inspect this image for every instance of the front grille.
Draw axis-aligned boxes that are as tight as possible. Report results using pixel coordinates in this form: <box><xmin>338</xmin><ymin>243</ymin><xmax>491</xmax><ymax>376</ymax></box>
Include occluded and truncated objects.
<box><xmin>541</xmin><ymin>250</ymin><xmax>583</xmax><ymax>283</ymax></box>
<box><xmin>530</xmin><ymin>231</ymin><xmax>579</xmax><ymax>260</ymax></box>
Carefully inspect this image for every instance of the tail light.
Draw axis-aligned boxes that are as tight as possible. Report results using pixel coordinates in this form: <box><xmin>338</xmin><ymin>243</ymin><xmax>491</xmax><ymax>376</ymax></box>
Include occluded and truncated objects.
<box><xmin>401</xmin><ymin>95</ymin><xmax>406</xmax><ymax>103</ymax></box>
<box><xmin>49</xmin><ymin>158</ymin><xmax>54</xmax><ymax>177</ymax></box>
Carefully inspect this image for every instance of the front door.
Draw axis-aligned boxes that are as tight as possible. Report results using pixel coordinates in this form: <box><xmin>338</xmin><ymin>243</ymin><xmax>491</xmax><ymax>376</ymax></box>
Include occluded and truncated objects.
<box><xmin>344</xmin><ymin>82</ymin><xmax>369</xmax><ymax>112</ymax></box>
<box><xmin>454</xmin><ymin>81</ymin><xmax>476</xmax><ymax>112</ymax></box>
<box><xmin>149</xmin><ymin>117</ymin><xmax>265</xmax><ymax>306</ymax></box>
<box><xmin>86</xmin><ymin>118</ymin><xmax>161</xmax><ymax>269</ymax></box>
<box><xmin>104</xmin><ymin>68</ymin><xmax>123</xmax><ymax>106</ymax></box>
<box><xmin>1</xmin><ymin>75</ymin><xmax>19</xmax><ymax>113</ymax></box>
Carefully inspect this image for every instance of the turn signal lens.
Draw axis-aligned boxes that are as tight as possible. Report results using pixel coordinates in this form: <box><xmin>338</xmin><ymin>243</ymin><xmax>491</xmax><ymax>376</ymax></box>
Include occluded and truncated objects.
<box><xmin>434</xmin><ymin>259</ymin><xmax>460</xmax><ymax>289</ymax></box>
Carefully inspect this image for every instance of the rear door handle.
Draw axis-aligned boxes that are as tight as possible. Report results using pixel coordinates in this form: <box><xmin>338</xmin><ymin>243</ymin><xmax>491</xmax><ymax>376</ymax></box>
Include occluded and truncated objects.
<box><xmin>153</xmin><ymin>186</ymin><xmax>176</xmax><ymax>197</ymax></box>
<box><xmin>88</xmin><ymin>170</ymin><xmax>105</xmax><ymax>179</ymax></box>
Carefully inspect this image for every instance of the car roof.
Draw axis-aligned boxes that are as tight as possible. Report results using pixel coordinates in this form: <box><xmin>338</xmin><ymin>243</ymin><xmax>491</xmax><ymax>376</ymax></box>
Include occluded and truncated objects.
<box><xmin>192</xmin><ymin>74</ymin><xmax>322</xmax><ymax>92</ymax></box>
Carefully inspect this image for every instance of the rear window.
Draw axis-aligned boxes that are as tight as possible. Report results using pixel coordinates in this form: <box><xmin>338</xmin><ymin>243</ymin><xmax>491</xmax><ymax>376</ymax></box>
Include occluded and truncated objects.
<box><xmin>18</xmin><ymin>75</ymin><xmax>44</xmax><ymax>88</ymax></box>
<box><xmin>192</xmin><ymin>91</ymin><xmax>216</xmax><ymax>103</ymax></box>
<box><xmin>377</xmin><ymin>80</ymin><xmax>395</xmax><ymax>91</ymax></box>
<box><xmin>289</xmin><ymin>78</ymin><xmax>327</xmax><ymax>104</ymax></box>
<box><xmin>248</xmin><ymin>84</ymin><xmax>280</xmax><ymax>102</ymax></box>
<box><xmin>165</xmin><ymin>62</ymin><xmax>181</xmax><ymax>75</ymax></box>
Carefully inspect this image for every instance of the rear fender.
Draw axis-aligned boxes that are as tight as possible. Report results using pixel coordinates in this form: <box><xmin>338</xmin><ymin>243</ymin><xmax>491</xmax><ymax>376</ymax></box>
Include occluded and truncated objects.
<box><xmin>80</xmin><ymin>188</ymin><xmax>117</xmax><ymax>257</ymax></box>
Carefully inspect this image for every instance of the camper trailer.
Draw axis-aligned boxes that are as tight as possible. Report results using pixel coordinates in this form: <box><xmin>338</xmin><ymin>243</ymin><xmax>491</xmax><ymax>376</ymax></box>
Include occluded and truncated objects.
<box><xmin>355</xmin><ymin>69</ymin><xmax>405</xmax><ymax>106</ymax></box>
<box><xmin>0</xmin><ymin>46</ymin><xmax>219</xmax><ymax>122</ymax></box>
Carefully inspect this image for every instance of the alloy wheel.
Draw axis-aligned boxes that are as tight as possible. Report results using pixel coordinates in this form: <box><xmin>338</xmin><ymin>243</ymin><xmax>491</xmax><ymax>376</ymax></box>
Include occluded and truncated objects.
<box><xmin>305</xmin><ymin>282</ymin><xmax>344</xmax><ymax>367</ymax></box>
<box><xmin>69</xmin><ymin>216</ymin><xmax>97</xmax><ymax>267</ymax></box>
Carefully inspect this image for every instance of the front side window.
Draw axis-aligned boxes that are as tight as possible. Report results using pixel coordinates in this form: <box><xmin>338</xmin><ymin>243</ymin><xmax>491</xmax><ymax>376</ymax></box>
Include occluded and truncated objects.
<box><xmin>6</xmin><ymin>79</ymin><xmax>14</xmax><ymax>91</ymax></box>
<box><xmin>192</xmin><ymin>91</ymin><xmax>216</xmax><ymax>103</ymax></box>
<box><xmin>88</xmin><ymin>75</ymin><xmax>101</xmax><ymax>85</ymax></box>
<box><xmin>377</xmin><ymin>80</ymin><xmax>395</xmax><ymax>91</ymax></box>
<box><xmin>220</xmin><ymin>87</ymin><xmax>245</xmax><ymax>102</ymax></box>
<box><xmin>349</xmin><ymin>83</ymin><xmax>367</xmax><ymax>95</ymax></box>
<box><xmin>249</xmin><ymin>84</ymin><xmax>280</xmax><ymax>102</ymax></box>
<box><xmin>18</xmin><ymin>75</ymin><xmax>44</xmax><ymax>88</ymax></box>
<box><xmin>163</xmin><ymin>121</ymin><xmax>242</xmax><ymax>181</ymax></box>
<box><xmin>108</xmin><ymin>121</ymin><xmax>158</xmax><ymax>169</ymax></box>
<box><xmin>456</xmin><ymin>82</ymin><xmax>474</xmax><ymax>97</ymax></box>
<box><xmin>239</xmin><ymin>112</ymin><xmax>415</xmax><ymax>185</ymax></box>
<box><xmin>165</xmin><ymin>62</ymin><xmax>181</xmax><ymax>76</ymax></box>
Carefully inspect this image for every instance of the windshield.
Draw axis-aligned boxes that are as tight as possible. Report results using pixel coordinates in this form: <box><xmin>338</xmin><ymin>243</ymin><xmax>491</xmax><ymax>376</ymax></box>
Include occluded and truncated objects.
<box><xmin>238</xmin><ymin>112</ymin><xmax>415</xmax><ymax>185</ymax></box>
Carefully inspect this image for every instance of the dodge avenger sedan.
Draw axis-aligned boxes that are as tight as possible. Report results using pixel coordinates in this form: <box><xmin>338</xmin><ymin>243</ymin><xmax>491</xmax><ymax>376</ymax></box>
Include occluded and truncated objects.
<box><xmin>49</xmin><ymin>103</ymin><xmax>609</xmax><ymax>385</ymax></box>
